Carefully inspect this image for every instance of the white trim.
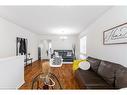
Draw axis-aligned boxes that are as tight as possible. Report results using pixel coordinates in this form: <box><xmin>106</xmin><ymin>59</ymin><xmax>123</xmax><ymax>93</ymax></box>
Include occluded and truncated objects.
<box><xmin>62</xmin><ymin>62</ymin><xmax>73</xmax><ymax>64</ymax></box>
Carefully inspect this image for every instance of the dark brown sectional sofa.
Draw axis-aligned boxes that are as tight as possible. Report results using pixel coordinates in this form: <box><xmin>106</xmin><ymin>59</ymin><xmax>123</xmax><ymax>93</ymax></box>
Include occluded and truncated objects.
<box><xmin>75</xmin><ymin>56</ymin><xmax>127</xmax><ymax>89</ymax></box>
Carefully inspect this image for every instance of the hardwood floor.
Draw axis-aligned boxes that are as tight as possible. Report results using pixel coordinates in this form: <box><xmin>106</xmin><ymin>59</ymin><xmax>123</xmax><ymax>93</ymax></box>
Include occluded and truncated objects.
<box><xmin>19</xmin><ymin>60</ymin><xmax>79</xmax><ymax>89</ymax></box>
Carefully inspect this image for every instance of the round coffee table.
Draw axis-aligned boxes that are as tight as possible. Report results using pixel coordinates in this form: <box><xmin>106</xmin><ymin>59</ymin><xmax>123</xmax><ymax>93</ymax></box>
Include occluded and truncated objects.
<box><xmin>31</xmin><ymin>73</ymin><xmax>62</xmax><ymax>89</ymax></box>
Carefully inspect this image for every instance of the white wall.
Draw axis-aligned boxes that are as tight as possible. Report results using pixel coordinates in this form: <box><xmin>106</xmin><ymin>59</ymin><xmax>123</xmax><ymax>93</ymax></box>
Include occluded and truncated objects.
<box><xmin>79</xmin><ymin>6</ymin><xmax>127</xmax><ymax>67</ymax></box>
<box><xmin>39</xmin><ymin>35</ymin><xmax>78</xmax><ymax>50</ymax></box>
<box><xmin>0</xmin><ymin>56</ymin><xmax>24</xmax><ymax>89</ymax></box>
<box><xmin>0</xmin><ymin>17</ymin><xmax>39</xmax><ymax>61</ymax></box>
<box><xmin>39</xmin><ymin>35</ymin><xmax>78</xmax><ymax>58</ymax></box>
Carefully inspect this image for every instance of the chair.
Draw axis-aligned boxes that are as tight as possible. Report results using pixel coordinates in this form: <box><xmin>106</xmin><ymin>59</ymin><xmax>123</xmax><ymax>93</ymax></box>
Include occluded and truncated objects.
<box><xmin>31</xmin><ymin>61</ymin><xmax>62</xmax><ymax>89</ymax></box>
<box><xmin>31</xmin><ymin>72</ymin><xmax>62</xmax><ymax>89</ymax></box>
<box><xmin>49</xmin><ymin>56</ymin><xmax>63</xmax><ymax>67</ymax></box>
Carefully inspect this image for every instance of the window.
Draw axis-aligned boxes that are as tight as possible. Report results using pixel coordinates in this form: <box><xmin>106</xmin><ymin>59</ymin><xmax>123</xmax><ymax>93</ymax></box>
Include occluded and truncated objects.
<box><xmin>80</xmin><ymin>36</ymin><xmax>87</xmax><ymax>59</ymax></box>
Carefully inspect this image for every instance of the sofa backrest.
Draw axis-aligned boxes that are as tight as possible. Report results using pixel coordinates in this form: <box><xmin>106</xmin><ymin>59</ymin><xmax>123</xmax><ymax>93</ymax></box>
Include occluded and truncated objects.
<box><xmin>87</xmin><ymin>56</ymin><xmax>127</xmax><ymax>89</ymax></box>
<box><xmin>97</xmin><ymin>61</ymin><xmax>120</xmax><ymax>87</ymax></box>
<box><xmin>54</xmin><ymin>50</ymin><xmax>73</xmax><ymax>57</ymax></box>
<box><xmin>86</xmin><ymin>57</ymin><xmax>101</xmax><ymax>72</ymax></box>
<box><xmin>115</xmin><ymin>65</ymin><xmax>127</xmax><ymax>89</ymax></box>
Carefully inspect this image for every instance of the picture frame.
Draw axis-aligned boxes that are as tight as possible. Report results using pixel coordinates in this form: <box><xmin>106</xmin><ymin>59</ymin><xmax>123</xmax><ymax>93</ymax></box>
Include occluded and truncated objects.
<box><xmin>103</xmin><ymin>22</ymin><xmax>127</xmax><ymax>45</ymax></box>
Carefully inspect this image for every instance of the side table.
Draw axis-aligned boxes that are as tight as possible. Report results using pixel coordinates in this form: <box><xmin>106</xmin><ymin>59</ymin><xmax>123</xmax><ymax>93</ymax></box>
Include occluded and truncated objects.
<box><xmin>24</xmin><ymin>58</ymin><xmax>33</xmax><ymax>67</ymax></box>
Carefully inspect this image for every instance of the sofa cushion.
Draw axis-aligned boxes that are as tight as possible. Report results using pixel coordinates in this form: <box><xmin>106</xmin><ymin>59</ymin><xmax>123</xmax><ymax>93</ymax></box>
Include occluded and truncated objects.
<box><xmin>115</xmin><ymin>65</ymin><xmax>127</xmax><ymax>89</ymax></box>
<box><xmin>75</xmin><ymin>68</ymin><xmax>113</xmax><ymax>89</ymax></box>
<box><xmin>86</xmin><ymin>57</ymin><xmax>101</xmax><ymax>72</ymax></box>
<box><xmin>97</xmin><ymin>61</ymin><xmax>119</xmax><ymax>86</ymax></box>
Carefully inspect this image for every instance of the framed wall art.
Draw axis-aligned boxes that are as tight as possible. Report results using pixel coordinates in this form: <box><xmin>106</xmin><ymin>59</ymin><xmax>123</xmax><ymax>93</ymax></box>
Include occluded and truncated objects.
<box><xmin>103</xmin><ymin>22</ymin><xmax>127</xmax><ymax>45</ymax></box>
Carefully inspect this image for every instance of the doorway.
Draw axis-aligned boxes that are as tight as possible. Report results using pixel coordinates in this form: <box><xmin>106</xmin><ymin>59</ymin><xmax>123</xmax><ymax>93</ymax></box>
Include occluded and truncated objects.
<box><xmin>38</xmin><ymin>39</ymin><xmax>52</xmax><ymax>60</ymax></box>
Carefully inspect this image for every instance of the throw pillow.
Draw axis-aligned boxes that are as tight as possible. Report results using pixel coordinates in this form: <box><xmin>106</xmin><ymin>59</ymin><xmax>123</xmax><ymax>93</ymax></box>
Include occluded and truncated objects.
<box><xmin>72</xmin><ymin>59</ymin><xmax>86</xmax><ymax>71</ymax></box>
<box><xmin>79</xmin><ymin>61</ymin><xmax>90</xmax><ymax>70</ymax></box>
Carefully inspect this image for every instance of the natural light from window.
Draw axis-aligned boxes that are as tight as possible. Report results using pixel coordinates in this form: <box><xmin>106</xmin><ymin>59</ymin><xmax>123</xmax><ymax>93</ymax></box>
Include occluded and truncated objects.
<box><xmin>80</xmin><ymin>36</ymin><xmax>87</xmax><ymax>59</ymax></box>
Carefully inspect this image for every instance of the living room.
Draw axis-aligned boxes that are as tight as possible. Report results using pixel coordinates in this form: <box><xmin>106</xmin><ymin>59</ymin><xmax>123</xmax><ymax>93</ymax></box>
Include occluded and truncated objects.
<box><xmin>0</xmin><ymin>1</ymin><xmax>127</xmax><ymax>94</ymax></box>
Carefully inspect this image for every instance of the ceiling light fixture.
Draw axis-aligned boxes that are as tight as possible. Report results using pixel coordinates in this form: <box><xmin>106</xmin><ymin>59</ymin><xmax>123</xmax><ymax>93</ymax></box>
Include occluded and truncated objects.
<box><xmin>59</xmin><ymin>31</ymin><xmax>68</xmax><ymax>40</ymax></box>
<box><xmin>60</xmin><ymin>36</ymin><xmax>68</xmax><ymax>40</ymax></box>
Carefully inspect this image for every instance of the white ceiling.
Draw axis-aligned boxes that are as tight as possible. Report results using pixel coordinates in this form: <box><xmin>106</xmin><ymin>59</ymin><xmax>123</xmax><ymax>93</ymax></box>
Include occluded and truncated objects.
<box><xmin>0</xmin><ymin>6</ymin><xmax>111</xmax><ymax>35</ymax></box>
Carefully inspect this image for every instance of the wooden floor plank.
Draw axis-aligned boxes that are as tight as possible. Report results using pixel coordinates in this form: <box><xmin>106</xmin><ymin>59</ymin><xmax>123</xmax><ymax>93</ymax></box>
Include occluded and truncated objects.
<box><xmin>19</xmin><ymin>60</ymin><xmax>79</xmax><ymax>89</ymax></box>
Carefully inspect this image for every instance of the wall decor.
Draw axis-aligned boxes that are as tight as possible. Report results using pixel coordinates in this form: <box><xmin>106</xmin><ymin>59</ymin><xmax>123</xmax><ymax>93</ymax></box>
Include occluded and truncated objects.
<box><xmin>16</xmin><ymin>37</ymin><xmax>28</xmax><ymax>56</ymax></box>
<box><xmin>103</xmin><ymin>23</ymin><xmax>127</xmax><ymax>45</ymax></box>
